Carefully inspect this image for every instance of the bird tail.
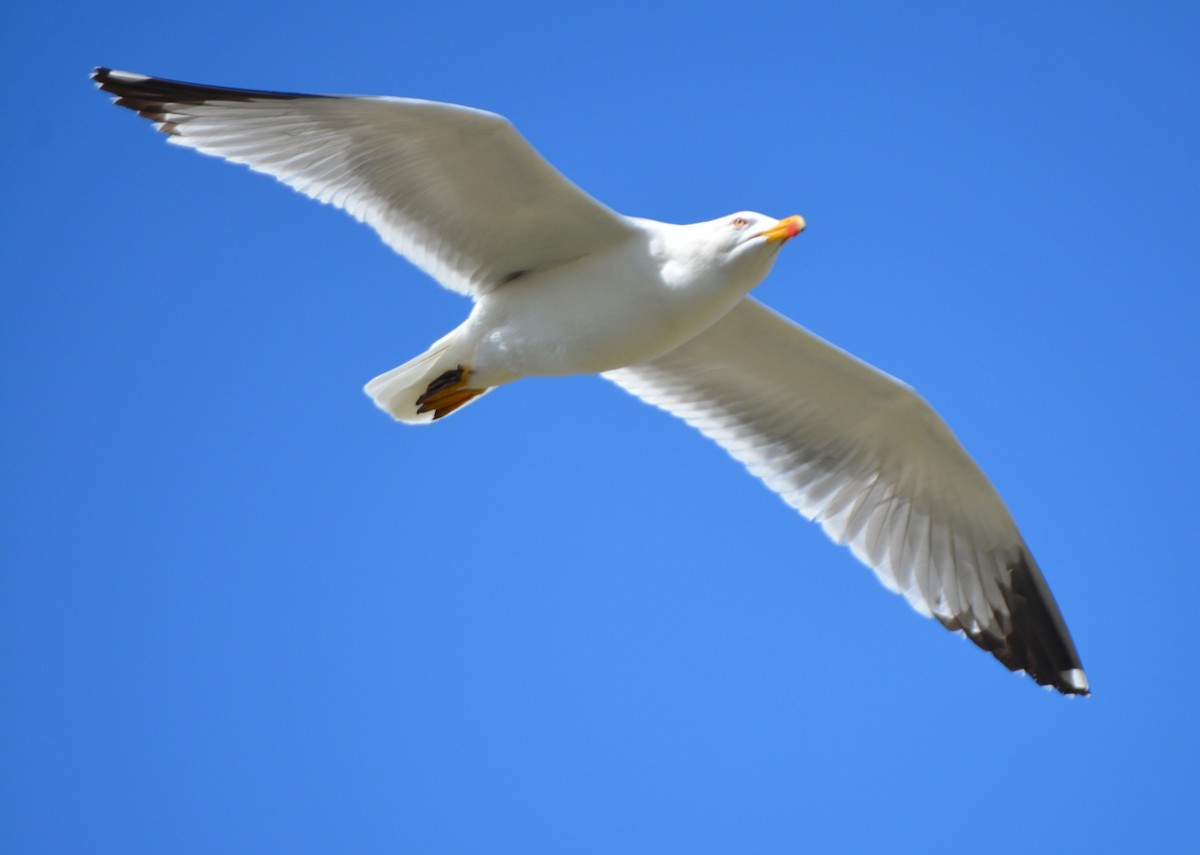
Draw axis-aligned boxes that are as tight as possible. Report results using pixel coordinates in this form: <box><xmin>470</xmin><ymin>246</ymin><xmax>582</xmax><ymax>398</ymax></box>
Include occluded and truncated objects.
<box><xmin>364</xmin><ymin>338</ymin><xmax>489</xmax><ymax>424</ymax></box>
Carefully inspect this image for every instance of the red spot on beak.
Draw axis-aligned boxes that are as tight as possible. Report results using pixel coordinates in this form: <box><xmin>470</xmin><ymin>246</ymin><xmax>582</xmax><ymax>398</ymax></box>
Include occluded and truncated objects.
<box><xmin>756</xmin><ymin>214</ymin><xmax>807</xmax><ymax>245</ymax></box>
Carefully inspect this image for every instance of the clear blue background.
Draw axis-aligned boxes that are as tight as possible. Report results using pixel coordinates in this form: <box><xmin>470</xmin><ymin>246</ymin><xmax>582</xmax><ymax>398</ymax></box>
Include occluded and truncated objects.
<box><xmin>4</xmin><ymin>2</ymin><xmax>1198</xmax><ymax>852</ymax></box>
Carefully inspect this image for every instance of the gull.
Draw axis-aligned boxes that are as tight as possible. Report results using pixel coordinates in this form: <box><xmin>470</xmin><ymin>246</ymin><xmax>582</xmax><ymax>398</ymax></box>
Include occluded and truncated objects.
<box><xmin>92</xmin><ymin>67</ymin><xmax>1088</xmax><ymax>695</ymax></box>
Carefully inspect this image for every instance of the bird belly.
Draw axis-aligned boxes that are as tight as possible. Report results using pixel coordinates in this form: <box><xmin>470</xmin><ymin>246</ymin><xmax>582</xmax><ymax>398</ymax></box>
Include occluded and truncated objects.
<box><xmin>463</xmin><ymin>253</ymin><xmax>742</xmax><ymax>382</ymax></box>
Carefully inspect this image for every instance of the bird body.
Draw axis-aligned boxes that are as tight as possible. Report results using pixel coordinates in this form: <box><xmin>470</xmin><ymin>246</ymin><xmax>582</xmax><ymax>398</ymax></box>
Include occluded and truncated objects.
<box><xmin>93</xmin><ymin>67</ymin><xmax>1088</xmax><ymax>694</ymax></box>
<box><xmin>381</xmin><ymin>213</ymin><xmax>796</xmax><ymax>407</ymax></box>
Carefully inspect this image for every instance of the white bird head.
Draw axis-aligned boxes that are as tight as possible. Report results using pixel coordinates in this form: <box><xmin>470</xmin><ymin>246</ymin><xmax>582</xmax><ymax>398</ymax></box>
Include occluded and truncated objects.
<box><xmin>688</xmin><ymin>211</ymin><xmax>807</xmax><ymax>286</ymax></box>
<box><xmin>705</xmin><ymin>211</ymin><xmax>807</xmax><ymax>268</ymax></box>
<box><xmin>721</xmin><ymin>211</ymin><xmax>806</xmax><ymax>248</ymax></box>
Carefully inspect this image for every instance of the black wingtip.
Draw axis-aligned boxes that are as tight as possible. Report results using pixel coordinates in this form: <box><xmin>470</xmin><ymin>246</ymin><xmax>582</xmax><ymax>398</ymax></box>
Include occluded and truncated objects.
<box><xmin>1006</xmin><ymin>552</ymin><xmax>1089</xmax><ymax>695</ymax></box>
<box><xmin>91</xmin><ymin>67</ymin><xmax>324</xmax><ymax>106</ymax></box>
<box><xmin>950</xmin><ymin>551</ymin><xmax>1089</xmax><ymax>696</ymax></box>
<box><xmin>91</xmin><ymin>67</ymin><xmax>328</xmax><ymax>136</ymax></box>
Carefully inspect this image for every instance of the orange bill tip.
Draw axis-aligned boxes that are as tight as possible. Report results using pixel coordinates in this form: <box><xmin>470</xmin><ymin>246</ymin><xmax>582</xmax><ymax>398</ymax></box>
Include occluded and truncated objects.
<box><xmin>756</xmin><ymin>214</ymin><xmax>806</xmax><ymax>244</ymax></box>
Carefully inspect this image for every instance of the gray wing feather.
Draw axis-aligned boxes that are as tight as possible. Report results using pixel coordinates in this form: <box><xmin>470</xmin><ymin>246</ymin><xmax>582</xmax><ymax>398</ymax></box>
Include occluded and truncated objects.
<box><xmin>606</xmin><ymin>297</ymin><xmax>1088</xmax><ymax>694</ymax></box>
<box><xmin>93</xmin><ymin>67</ymin><xmax>636</xmax><ymax>297</ymax></box>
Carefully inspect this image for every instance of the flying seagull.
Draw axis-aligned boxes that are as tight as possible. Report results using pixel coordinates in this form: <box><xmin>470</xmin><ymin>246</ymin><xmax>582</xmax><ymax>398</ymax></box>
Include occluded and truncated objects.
<box><xmin>92</xmin><ymin>67</ymin><xmax>1088</xmax><ymax>695</ymax></box>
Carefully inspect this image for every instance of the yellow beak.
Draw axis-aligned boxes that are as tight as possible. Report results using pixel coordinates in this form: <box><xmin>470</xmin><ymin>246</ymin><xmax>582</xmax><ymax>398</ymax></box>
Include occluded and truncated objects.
<box><xmin>756</xmin><ymin>214</ymin><xmax>806</xmax><ymax>244</ymax></box>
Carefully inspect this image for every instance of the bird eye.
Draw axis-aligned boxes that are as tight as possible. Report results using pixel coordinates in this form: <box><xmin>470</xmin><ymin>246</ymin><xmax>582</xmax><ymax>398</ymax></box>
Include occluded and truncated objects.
<box><xmin>731</xmin><ymin>217</ymin><xmax>749</xmax><ymax>228</ymax></box>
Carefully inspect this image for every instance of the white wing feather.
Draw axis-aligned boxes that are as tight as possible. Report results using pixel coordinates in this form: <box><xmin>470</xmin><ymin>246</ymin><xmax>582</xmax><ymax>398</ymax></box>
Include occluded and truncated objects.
<box><xmin>93</xmin><ymin>68</ymin><xmax>637</xmax><ymax>297</ymax></box>
<box><xmin>605</xmin><ymin>298</ymin><xmax>1088</xmax><ymax>693</ymax></box>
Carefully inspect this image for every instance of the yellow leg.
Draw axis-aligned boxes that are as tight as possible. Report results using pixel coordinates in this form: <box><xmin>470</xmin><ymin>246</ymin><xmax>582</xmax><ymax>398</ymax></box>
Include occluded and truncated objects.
<box><xmin>415</xmin><ymin>365</ymin><xmax>486</xmax><ymax>419</ymax></box>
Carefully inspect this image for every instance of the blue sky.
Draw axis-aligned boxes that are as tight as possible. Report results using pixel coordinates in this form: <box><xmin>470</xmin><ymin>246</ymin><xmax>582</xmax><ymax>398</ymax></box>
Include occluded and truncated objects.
<box><xmin>3</xmin><ymin>1</ymin><xmax>1199</xmax><ymax>851</ymax></box>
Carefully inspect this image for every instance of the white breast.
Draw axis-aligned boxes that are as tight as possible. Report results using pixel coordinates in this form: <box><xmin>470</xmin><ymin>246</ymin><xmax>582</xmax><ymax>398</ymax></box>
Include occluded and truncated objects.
<box><xmin>464</xmin><ymin>224</ymin><xmax>780</xmax><ymax>382</ymax></box>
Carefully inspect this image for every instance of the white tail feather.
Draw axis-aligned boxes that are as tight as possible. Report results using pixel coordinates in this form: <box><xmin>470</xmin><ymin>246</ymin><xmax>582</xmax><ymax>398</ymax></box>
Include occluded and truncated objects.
<box><xmin>364</xmin><ymin>342</ymin><xmax>459</xmax><ymax>424</ymax></box>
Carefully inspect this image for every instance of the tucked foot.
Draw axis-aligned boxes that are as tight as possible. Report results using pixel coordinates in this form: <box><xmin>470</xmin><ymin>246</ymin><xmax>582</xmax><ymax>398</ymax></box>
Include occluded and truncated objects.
<box><xmin>416</xmin><ymin>365</ymin><xmax>486</xmax><ymax>419</ymax></box>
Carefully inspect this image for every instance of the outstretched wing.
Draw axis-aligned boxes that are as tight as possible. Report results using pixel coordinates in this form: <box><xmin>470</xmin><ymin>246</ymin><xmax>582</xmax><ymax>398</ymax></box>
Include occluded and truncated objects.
<box><xmin>605</xmin><ymin>297</ymin><xmax>1088</xmax><ymax>694</ymax></box>
<box><xmin>93</xmin><ymin>68</ymin><xmax>637</xmax><ymax>297</ymax></box>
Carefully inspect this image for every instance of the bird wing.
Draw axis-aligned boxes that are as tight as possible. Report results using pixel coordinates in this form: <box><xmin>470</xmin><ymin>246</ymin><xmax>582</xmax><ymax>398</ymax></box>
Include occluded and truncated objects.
<box><xmin>93</xmin><ymin>67</ymin><xmax>637</xmax><ymax>298</ymax></box>
<box><xmin>604</xmin><ymin>297</ymin><xmax>1088</xmax><ymax>694</ymax></box>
